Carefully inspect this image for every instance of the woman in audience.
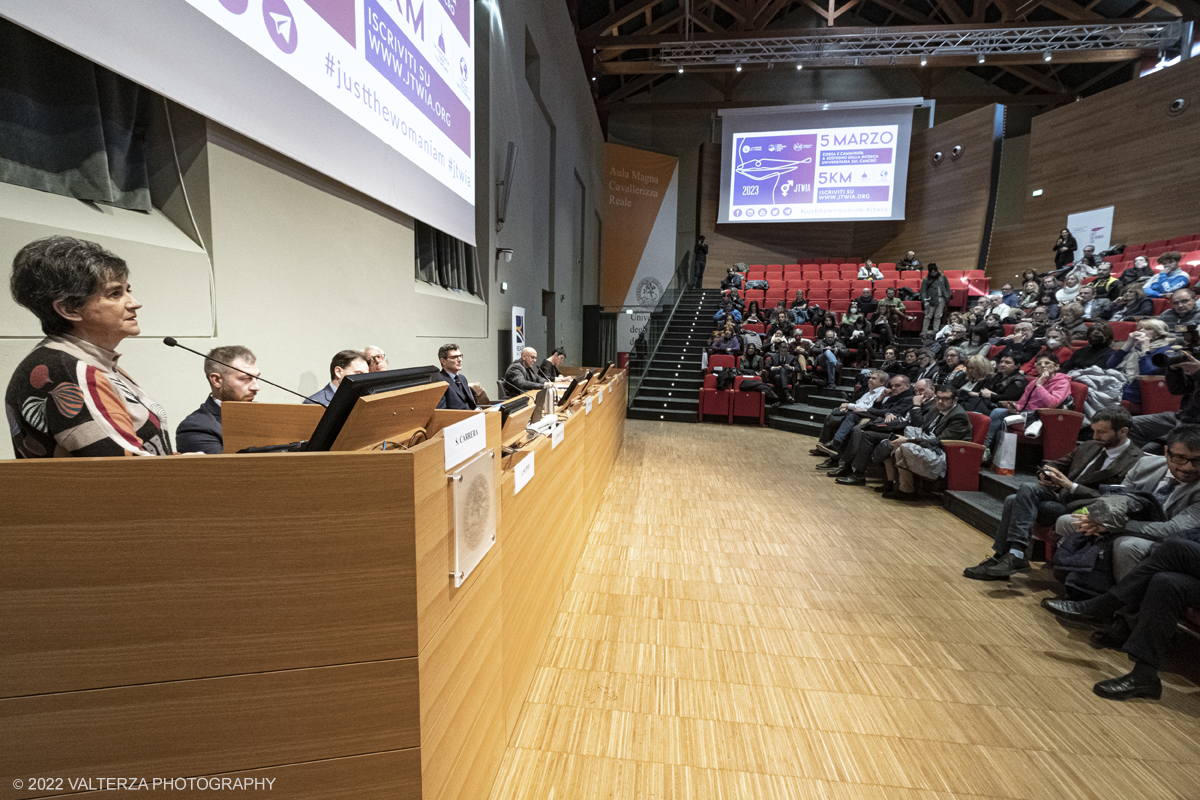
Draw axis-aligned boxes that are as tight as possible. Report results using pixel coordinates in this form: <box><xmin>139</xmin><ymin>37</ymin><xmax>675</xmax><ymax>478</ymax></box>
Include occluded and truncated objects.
<box><xmin>1020</xmin><ymin>326</ymin><xmax>1073</xmax><ymax>377</ymax></box>
<box><xmin>840</xmin><ymin>301</ymin><xmax>864</xmax><ymax>331</ymax></box>
<box><xmin>858</xmin><ymin>259</ymin><xmax>884</xmax><ymax>281</ymax></box>
<box><xmin>983</xmin><ymin>353</ymin><xmax>1069</xmax><ymax>460</ymax></box>
<box><xmin>1056</xmin><ymin>274</ymin><xmax>1083</xmax><ymax>305</ymax></box>
<box><xmin>1108</xmin><ymin>318</ymin><xmax>1172</xmax><ymax>408</ymax></box>
<box><xmin>7</xmin><ymin>236</ymin><xmax>173</xmax><ymax>457</ymax></box>
<box><xmin>1019</xmin><ymin>280</ymin><xmax>1041</xmax><ymax>309</ymax></box>
<box><xmin>870</xmin><ymin>310</ymin><xmax>895</xmax><ymax>353</ymax></box>
<box><xmin>941</xmin><ymin>347</ymin><xmax>968</xmax><ymax>390</ymax></box>
<box><xmin>1036</xmin><ymin>290</ymin><xmax>1061</xmax><ymax>320</ymax></box>
<box><xmin>743</xmin><ymin>300</ymin><xmax>764</xmax><ymax>326</ymax></box>
<box><xmin>1041</xmin><ymin>275</ymin><xmax>1061</xmax><ymax>294</ymax></box>
<box><xmin>845</xmin><ymin>316</ymin><xmax>872</xmax><ymax>367</ymax></box>
<box><xmin>709</xmin><ymin>320</ymin><xmax>741</xmax><ymax>359</ymax></box>
<box><xmin>1108</xmin><ymin>283</ymin><xmax>1153</xmax><ymax>321</ymax></box>
<box><xmin>740</xmin><ymin>342</ymin><xmax>763</xmax><ymax>375</ymax></box>
<box><xmin>788</xmin><ymin>289</ymin><xmax>810</xmax><ymax>325</ymax></box>
<box><xmin>815</xmin><ymin>311</ymin><xmax>840</xmax><ymax>341</ymax></box>
<box><xmin>964</xmin><ymin>353</ymin><xmax>1027</xmax><ymax>415</ymax></box>
<box><xmin>935</xmin><ymin>311</ymin><xmax>964</xmax><ymax>341</ymax></box>
<box><xmin>726</xmin><ymin>286</ymin><xmax>745</xmax><ymax>311</ymax></box>
<box><xmin>878</xmin><ymin>346</ymin><xmax>903</xmax><ymax>376</ymax></box>
<box><xmin>957</xmin><ymin>355</ymin><xmax>994</xmax><ymax>398</ymax></box>
<box><xmin>902</xmin><ymin>348</ymin><xmax>920</xmax><ymax>380</ymax></box>
<box><xmin>1053</xmin><ymin>228</ymin><xmax>1077</xmax><ymax>269</ymax></box>
<box><xmin>1063</xmin><ymin>321</ymin><xmax>1116</xmax><ymax>372</ymax></box>
<box><xmin>983</xmin><ymin>313</ymin><xmax>1006</xmax><ymax>342</ymax></box>
<box><xmin>1058</xmin><ymin>301</ymin><xmax>1088</xmax><ymax>340</ymax></box>
<box><xmin>958</xmin><ymin>327</ymin><xmax>992</xmax><ymax>360</ymax></box>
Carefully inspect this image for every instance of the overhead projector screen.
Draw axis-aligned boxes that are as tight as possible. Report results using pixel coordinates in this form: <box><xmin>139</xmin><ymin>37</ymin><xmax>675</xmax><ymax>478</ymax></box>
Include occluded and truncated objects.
<box><xmin>717</xmin><ymin>100</ymin><xmax>918</xmax><ymax>224</ymax></box>
<box><xmin>0</xmin><ymin>0</ymin><xmax>476</xmax><ymax>244</ymax></box>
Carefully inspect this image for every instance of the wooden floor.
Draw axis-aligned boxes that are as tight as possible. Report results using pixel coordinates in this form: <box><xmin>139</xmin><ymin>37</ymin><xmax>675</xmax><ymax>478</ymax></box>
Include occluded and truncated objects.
<box><xmin>487</xmin><ymin>420</ymin><xmax>1200</xmax><ymax>800</ymax></box>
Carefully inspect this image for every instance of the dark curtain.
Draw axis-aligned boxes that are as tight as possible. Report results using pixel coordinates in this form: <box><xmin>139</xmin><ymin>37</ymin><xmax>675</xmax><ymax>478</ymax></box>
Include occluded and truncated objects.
<box><xmin>415</xmin><ymin>220</ymin><xmax>482</xmax><ymax>297</ymax></box>
<box><xmin>0</xmin><ymin>18</ymin><xmax>152</xmax><ymax>211</ymax></box>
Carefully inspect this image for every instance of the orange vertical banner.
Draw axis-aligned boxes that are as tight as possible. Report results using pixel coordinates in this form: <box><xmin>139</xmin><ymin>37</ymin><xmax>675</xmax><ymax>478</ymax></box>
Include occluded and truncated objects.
<box><xmin>601</xmin><ymin>143</ymin><xmax>679</xmax><ymax>308</ymax></box>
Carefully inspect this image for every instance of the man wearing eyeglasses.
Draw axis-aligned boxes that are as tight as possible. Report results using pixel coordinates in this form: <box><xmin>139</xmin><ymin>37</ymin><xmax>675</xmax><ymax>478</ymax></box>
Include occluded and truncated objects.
<box><xmin>363</xmin><ymin>346</ymin><xmax>389</xmax><ymax>373</ymax></box>
<box><xmin>435</xmin><ymin>343</ymin><xmax>478</xmax><ymax>410</ymax></box>
<box><xmin>1051</xmin><ymin>425</ymin><xmax>1200</xmax><ymax>582</ymax></box>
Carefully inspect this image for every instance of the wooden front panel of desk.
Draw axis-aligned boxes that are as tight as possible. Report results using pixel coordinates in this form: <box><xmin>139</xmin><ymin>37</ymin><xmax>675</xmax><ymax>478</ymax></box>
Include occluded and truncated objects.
<box><xmin>0</xmin><ymin>452</ymin><xmax>421</xmax><ymax>799</ymax></box>
<box><xmin>498</xmin><ymin>373</ymin><xmax>627</xmax><ymax>744</ymax></box>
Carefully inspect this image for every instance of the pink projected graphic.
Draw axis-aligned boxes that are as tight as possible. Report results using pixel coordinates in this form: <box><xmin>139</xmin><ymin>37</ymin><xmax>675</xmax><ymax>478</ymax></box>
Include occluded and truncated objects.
<box><xmin>304</xmin><ymin>0</ymin><xmax>356</xmax><ymax>45</ymax></box>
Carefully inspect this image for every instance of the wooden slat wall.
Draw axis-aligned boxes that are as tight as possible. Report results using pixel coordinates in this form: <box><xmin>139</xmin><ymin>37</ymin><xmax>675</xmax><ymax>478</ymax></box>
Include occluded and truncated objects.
<box><xmin>987</xmin><ymin>57</ymin><xmax>1200</xmax><ymax>284</ymax></box>
<box><xmin>695</xmin><ymin>106</ymin><xmax>1003</xmax><ymax>279</ymax></box>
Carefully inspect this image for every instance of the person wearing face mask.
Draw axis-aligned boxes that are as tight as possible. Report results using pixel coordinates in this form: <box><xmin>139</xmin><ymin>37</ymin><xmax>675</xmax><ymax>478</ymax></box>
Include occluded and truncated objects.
<box><xmin>1107</xmin><ymin>318</ymin><xmax>1173</xmax><ymax>408</ymax></box>
<box><xmin>1063</xmin><ymin>322</ymin><xmax>1117</xmax><ymax>372</ymax></box>
<box><xmin>1020</xmin><ymin>327</ymin><xmax>1073</xmax><ymax>378</ymax></box>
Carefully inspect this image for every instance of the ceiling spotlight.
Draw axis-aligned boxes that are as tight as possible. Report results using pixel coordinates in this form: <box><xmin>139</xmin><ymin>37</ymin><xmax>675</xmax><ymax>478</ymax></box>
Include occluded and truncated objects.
<box><xmin>736</xmin><ymin>63</ymin><xmax>742</xmax><ymax>72</ymax></box>
<box><xmin>1043</xmin><ymin>50</ymin><xmax>1052</xmax><ymax>62</ymax></box>
<box><xmin>796</xmin><ymin>62</ymin><xmax>803</xmax><ymax>70</ymax></box>
<box><xmin>977</xmin><ymin>52</ymin><xmax>985</xmax><ymax>64</ymax></box>
<box><xmin>591</xmin><ymin>76</ymin><xmax>596</xmax><ymax>81</ymax></box>
<box><xmin>920</xmin><ymin>55</ymin><xmax>927</xmax><ymax>67</ymax></box>
<box><xmin>677</xmin><ymin>66</ymin><xmax>684</xmax><ymax>73</ymax></box>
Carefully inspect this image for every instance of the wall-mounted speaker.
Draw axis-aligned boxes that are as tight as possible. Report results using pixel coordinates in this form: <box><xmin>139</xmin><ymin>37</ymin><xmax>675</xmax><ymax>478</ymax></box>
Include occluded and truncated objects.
<box><xmin>931</xmin><ymin>151</ymin><xmax>944</xmax><ymax>165</ymax></box>
<box><xmin>950</xmin><ymin>145</ymin><xmax>963</xmax><ymax>159</ymax></box>
<box><xmin>496</xmin><ymin>142</ymin><xmax>518</xmax><ymax>233</ymax></box>
<box><xmin>1169</xmin><ymin>98</ymin><xmax>1187</xmax><ymax>116</ymax></box>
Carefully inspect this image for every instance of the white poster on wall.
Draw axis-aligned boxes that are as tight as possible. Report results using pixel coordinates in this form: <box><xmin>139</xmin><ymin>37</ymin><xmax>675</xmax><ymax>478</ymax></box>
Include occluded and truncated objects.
<box><xmin>616</xmin><ymin>311</ymin><xmax>652</xmax><ymax>354</ymax></box>
<box><xmin>512</xmin><ymin>306</ymin><xmax>525</xmax><ymax>361</ymax></box>
<box><xmin>1067</xmin><ymin>206</ymin><xmax>1114</xmax><ymax>254</ymax></box>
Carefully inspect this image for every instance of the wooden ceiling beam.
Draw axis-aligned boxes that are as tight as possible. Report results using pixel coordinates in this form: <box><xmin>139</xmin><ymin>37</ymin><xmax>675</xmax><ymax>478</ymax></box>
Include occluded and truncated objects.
<box><xmin>1035</xmin><ymin>0</ymin><xmax>1104</xmax><ymax>21</ymax></box>
<box><xmin>865</xmin><ymin>0</ymin><xmax>934</xmax><ymax>23</ymax></box>
<box><xmin>1000</xmin><ymin>64</ymin><xmax>1063</xmax><ymax>92</ymax></box>
<box><xmin>580</xmin><ymin>0</ymin><xmax>666</xmax><ymax>39</ymax></box>
<box><xmin>933</xmin><ymin>0</ymin><xmax>970</xmax><ymax>24</ymax></box>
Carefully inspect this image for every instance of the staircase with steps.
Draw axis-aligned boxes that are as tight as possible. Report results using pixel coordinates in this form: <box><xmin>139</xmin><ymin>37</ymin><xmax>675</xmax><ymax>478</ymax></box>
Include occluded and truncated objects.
<box><xmin>627</xmin><ymin>290</ymin><xmax>724</xmax><ymax>422</ymax></box>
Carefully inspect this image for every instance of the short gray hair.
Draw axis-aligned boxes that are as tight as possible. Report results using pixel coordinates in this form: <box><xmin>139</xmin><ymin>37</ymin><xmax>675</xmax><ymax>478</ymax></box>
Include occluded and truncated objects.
<box><xmin>10</xmin><ymin>236</ymin><xmax>129</xmax><ymax>336</ymax></box>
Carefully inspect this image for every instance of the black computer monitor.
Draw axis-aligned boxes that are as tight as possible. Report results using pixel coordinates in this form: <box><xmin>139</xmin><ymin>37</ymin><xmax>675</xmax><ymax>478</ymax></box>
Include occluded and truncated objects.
<box><xmin>498</xmin><ymin>394</ymin><xmax>531</xmax><ymax>428</ymax></box>
<box><xmin>595</xmin><ymin>363</ymin><xmax>613</xmax><ymax>382</ymax></box>
<box><xmin>304</xmin><ymin>365</ymin><xmax>441</xmax><ymax>451</ymax></box>
<box><xmin>556</xmin><ymin>377</ymin><xmax>579</xmax><ymax>409</ymax></box>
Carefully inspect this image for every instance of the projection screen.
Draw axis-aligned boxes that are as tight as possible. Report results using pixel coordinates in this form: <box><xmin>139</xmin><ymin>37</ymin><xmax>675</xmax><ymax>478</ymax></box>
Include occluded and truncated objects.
<box><xmin>717</xmin><ymin>100</ymin><xmax>920</xmax><ymax>225</ymax></box>
<box><xmin>0</xmin><ymin>0</ymin><xmax>477</xmax><ymax>244</ymax></box>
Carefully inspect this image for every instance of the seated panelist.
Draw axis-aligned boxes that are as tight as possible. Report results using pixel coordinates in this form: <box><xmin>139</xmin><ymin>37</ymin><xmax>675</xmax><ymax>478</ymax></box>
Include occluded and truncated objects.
<box><xmin>436</xmin><ymin>343</ymin><xmax>478</xmax><ymax>410</ymax></box>
<box><xmin>175</xmin><ymin>345</ymin><xmax>260</xmax><ymax>455</ymax></box>
<box><xmin>506</xmin><ymin>347</ymin><xmax>552</xmax><ymax>394</ymax></box>
<box><xmin>363</xmin><ymin>345</ymin><xmax>388</xmax><ymax>372</ymax></box>
<box><xmin>6</xmin><ymin>236</ymin><xmax>172</xmax><ymax>457</ymax></box>
<box><xmin>540</xmin><ymin>347</ymin><xmax>566</xmax><ymax>381</ymax></box>
<box><xmin>304</xmin><ymin>350</ymin><xmax>368</xmax><ymax>406</ymax></box>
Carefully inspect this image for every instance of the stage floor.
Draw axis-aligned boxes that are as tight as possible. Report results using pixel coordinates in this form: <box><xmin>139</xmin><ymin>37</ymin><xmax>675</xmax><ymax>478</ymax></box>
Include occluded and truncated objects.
<box><xmin>488</xmin><ymin>420</ymin><xmax>1200</xmax><ymax>800</ymax></box>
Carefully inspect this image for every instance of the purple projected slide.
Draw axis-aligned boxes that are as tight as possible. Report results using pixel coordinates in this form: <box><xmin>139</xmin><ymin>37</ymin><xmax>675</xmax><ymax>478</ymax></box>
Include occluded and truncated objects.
<box><xmin>727</xmin><ymin>124</ymin><xmax>898</xmax><ymax>221</ymax></box>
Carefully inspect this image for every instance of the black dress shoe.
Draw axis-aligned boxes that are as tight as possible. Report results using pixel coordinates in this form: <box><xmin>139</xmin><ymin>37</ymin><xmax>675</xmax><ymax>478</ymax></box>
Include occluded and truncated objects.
<box><xmin>1093</xmin><ymin>671</ymin><xmax>1162</xmax><ymax>701</ymax></box>
<box><xmin>828</xmin><ymin>465</ymin><xmax>852</xmax><ymax>478</ymax></box>
<box><xmin>881</xmin><ymin>489</ymin><xmax>917</xmax><ymax>500</ymax></box>
<box><xmin>874</xmin><ymin>481</ymin><xmax>894</xmax><ymax>493</ymax></box>
<box><xmin>1040</xmin><ymin>597</ymin><xmax>1113</xmax><ymax>625</ymax></box>
<box><xmin>835</xmin><ymin>474</ymin><xmax>866</xmax><ymax>486</ymax></box>
<box><xmin>1090</xmin><ymin>624</ymin><xmax>1130</xmax><ymax>651</ymax></box>
<box><xmin>815</xmin><ymin>458</ymin><xmax>839</xmax><ymax>470</ymax></box>
<box><xmin>963</xmin><ymin>555</ymin><xmax>1002</xmax><ymax>581</ymax></box>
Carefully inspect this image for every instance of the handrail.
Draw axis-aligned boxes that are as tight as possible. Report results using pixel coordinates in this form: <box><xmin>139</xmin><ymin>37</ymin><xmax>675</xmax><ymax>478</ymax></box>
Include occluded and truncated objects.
<box><xmin>627</xmin><ymin>251</ymin><xmax>693</xmax><ymax>407</ymax></box>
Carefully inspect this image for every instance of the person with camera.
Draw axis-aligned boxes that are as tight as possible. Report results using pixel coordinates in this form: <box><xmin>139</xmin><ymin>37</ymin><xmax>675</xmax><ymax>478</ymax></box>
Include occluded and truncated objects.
<box><xmin>964</xmin><ymin>407</ymin><xmax>1140</xmax><ymax>581</ymax></box>
<box><xmin>1129</xmin><ymin>345</ymin><xmax>1200</xmax><ymax>448</ymax></box>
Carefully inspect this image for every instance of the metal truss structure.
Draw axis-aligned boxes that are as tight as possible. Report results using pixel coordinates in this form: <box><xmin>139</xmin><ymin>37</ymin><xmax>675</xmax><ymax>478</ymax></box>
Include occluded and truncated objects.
<box><xmin>656</xmin><ymin>21</ymin><xmax>1183</xmax><ymax>68</ymax></box>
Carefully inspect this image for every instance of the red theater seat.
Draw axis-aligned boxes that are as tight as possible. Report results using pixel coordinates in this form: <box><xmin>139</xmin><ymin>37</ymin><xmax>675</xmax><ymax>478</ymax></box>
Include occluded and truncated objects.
<box><xmin>944</xmin><ymin>412</ymin><xmax>990</xmax><ymax>491</ymax></box>
<box><xmin>698</xmin><ymin>373</ymin><xmax>732</xmax><ymax>422</ymax></box>
<box><xmin>1139</xmin><ymin>376</ymin><xmax>1182</xmax><ymax>414</ymax></box>
<box><xmin>731</xmin><ymin>376</ymin><xmax>765</xmax><ymax>426</ymax></box>
<box><xmin>708</xmin><ymin>354</ymin><xmax>736</xmax><ymax>372</ymax></box>
<box><xmin>1109</xmin><ymin>321</ymin><xmax>1136</xmax><ymax>341</ymax></box>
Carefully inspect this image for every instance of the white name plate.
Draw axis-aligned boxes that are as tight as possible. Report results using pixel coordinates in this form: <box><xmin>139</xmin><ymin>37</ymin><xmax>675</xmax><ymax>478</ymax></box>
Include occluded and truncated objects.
<box><xmin>514</xmin><ymin>452</ymin><xmax>535</xmax><ymax>494</ymax></box>
<box><xmin>444</xmin><ymin>412</ymin><xmax>486</xmax><ymax>470</ymax></box>
<box><xmin>584</xmin><ymin>397</ymin><xmax>593</xmax><ymax>415</ymax></box>
<box><xmin>551</xmin><ymin>422</ymin><xmax>565</xmax><ymax>449</ymax></box>
<box><xmin>597</xmin><ymin>389</ymin><xmax>604</xmax><ymax>404</ymax></box>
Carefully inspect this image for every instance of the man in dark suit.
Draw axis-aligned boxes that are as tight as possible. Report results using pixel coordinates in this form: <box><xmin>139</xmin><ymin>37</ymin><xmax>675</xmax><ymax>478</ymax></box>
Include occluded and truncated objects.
<box><xmin>540</xmin><ymin>348</ymin><xmax>565</xmax><ymax>381</ymax></box>
<box><xmin>304</xmin><ymin>350</ymin><xmax>367</xmax><ymax>406</ymax></box>
<box><xmin>881</xmin><ymin>383</ymin><xmax>974</xmax><ymax>500</ymax></box>
<box><xmin>176</xmin><ymin>345</ymin><xmax>260</xmax><ymax>454</ymax></box>
<box><xmin>505</xmin><ymin>347</ymin><xmax>551</xmax><ymax>395</ymax></box>
<box><xmin>964</xmin><ymin>406</ymin><xmax>1141</xmax><ymax>581</ymax></box>
<box><xmin>831</xmin><ymin>378</ymin><xmax>933</xmax><ymax>485</ymax></box>
<box><xmin>435</xmin><ymin>343</ymin><xmax>478</xmax><ymax>410</ymax></box>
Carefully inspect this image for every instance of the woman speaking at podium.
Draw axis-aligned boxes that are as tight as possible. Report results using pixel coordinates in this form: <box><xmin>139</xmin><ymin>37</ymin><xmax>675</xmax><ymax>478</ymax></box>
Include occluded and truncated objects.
<box><xmin>6</xmin><ymin>236</ymin><xmax>172</xmax><ymax>457</ymax></box>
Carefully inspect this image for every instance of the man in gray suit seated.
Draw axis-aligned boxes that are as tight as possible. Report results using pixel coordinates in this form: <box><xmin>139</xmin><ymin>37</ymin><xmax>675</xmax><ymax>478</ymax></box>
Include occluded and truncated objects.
<box><xmin>304</xmin><ymin>350</ymin><xmax>368</xmax><ymax>406</ymax></box>
<box><xmin>1054</xmin><ymin>424</ymin><xmax>1200</xmax><ymax>580</ymax></box>
<box><xmin>505</xmin><ymin>347</ymin><xmax>551</xmax><ymax>395</ymax></box>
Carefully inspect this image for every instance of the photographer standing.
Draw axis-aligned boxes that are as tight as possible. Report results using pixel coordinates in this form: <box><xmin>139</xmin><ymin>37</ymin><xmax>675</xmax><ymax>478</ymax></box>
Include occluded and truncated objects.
<box><xmin>1129</xmin><ymin>348</ymin><xmax>1200</xmax><ymax>448</ymax></box>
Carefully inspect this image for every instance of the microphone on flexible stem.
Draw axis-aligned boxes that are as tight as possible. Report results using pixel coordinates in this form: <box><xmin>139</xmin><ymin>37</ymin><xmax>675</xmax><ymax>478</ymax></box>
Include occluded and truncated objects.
<box><xmin>162</xmin><ymin>337</ymin><xmax>313</xmax><ymax>403</ymax></box>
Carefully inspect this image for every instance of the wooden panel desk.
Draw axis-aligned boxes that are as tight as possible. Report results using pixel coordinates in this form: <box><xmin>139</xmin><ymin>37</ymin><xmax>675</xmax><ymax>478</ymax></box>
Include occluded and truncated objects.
<box><xmin>0</xmin><ymin>371</ymin><xmax>626</xmax><ymax>800</ymax></box>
